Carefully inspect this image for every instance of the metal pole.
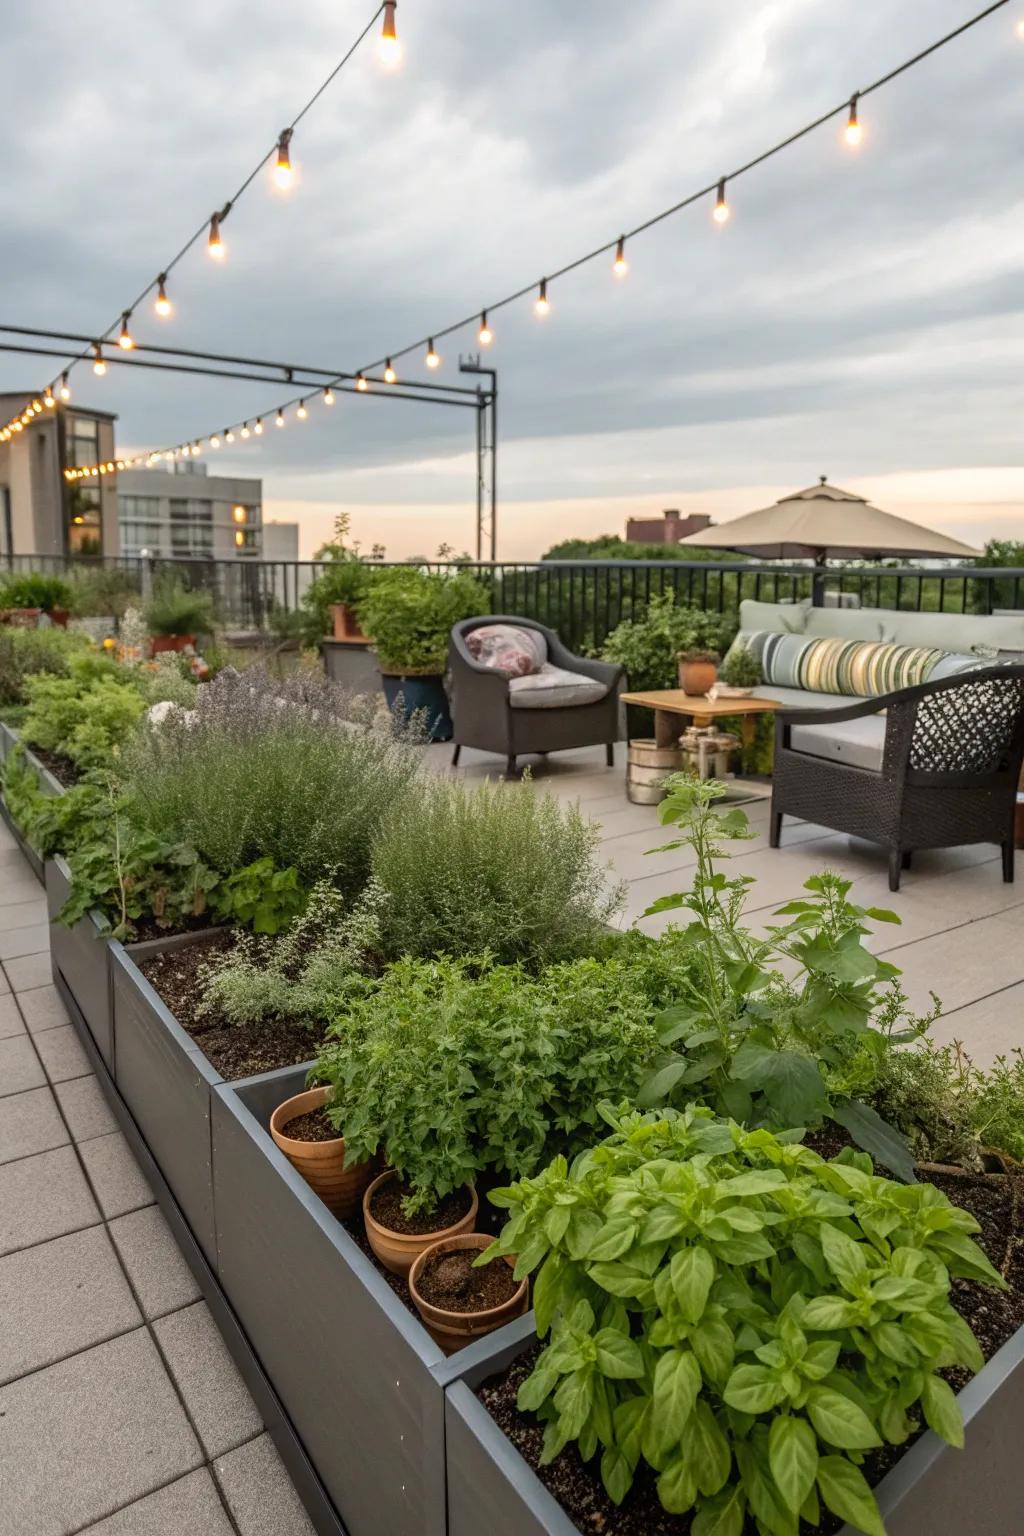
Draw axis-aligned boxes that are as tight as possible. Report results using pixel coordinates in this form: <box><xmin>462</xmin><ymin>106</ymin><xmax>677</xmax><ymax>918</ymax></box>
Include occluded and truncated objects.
<box><xmin>489</xmin><ymin>377</ymin><xmax>498</xmax><ymax>562</ymax></box>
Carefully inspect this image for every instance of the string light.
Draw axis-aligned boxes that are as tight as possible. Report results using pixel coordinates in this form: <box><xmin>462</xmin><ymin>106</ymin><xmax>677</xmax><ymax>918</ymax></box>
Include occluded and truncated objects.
<box><xmin>323</xmin><ymin>388</ymin><xmax>335</xmax><ymax>405</ymax></box>
<box><xmin>535</xmin><ymin>278</ymin><xmax>550</xmax><ymax>316</ymax></box>
<box><xmin>210</xmin><ymin>433</ymin><xmax>221</xmax><ymax>448</ymax></box>
<box><xmin>478</xmin><ymin>312</ymin><xmax>493</xmax><ymax>345</ymax></box>
<box><xmin>274</xmin><ymin>128</ymin><xmax>294</xmax><ymax>191</ymax></box>
<box><xmin>379</xmin><ymin>1</ymin><xmax>400</xmax><ymax>67</ymax></box>
<box><xmin>613</xmin><ymin>236</ymin><xmax>628</xmax><ymax>277</ymax></box>
<box><xmin>425</xmin><ymin>339</ymin><xmax>440</xmax><ymax>369</ymax></box>
<box><xmin>44</xmin><ymin>389</ymin><xmax>55</xmax><ymax>408</ymax></box>
<box><xmin>384</xmin><ymin>359</ymin><xmax>397</xmax><ymax>383</ymax></box>
<box><xmin>713</xmin><ymin>179</ymin><xmax>730</xmax><ymax>223</ymax></box>
<box><xmin>356</xmin><ymin>372</ymin><xmax>369</xmax><ymax>391</ymax></box>
<box><xmin>208</xmin><ymin>213</ymin><xmax>225</xmax><ymax>259</ymax></box>
<box><xmin>119</xmin><ymin>313</ymin><xmax>135</xmax><ymax>350</ymax></box>
<box><xmin>155</xmin><ymin>276</ymin><xmax>172</xmax><ymax>317</ymax></box>
<box><xmin>845</xmin><ymin>92</ymin><xmax>863</xmax><ymax>147</ymax></box>
<box><xmin>275</xmin><ymin>410</ymin><xmax>285</xmax><ymax>428</ymax></box>
<box><xmin>254</xmin><ymin>418</ymin><xmax>264</xmax><ymax>435</ymax></box>
<box><xmin>241</xmin><ymin>422</ymin><xmax>251</xmax><ymax>437</ymax></box>
<box><xmin>297</xmin><ymin>400</ymin><xmax>308</xmax><ymax>418</ymax></box>
<box><xmin>59</xmin><ymin>375</ymin><xmax>70</xmax><ymax>401</ymax></box>
<box><xmin>92</xmin><ymin>344</ymin><xmax>107</xmax><ymax>377</ymax></box>
<box><xmin>225</xmin><ymin>428</ymin><xmax>235</xmax><ymax>442</ymax></box>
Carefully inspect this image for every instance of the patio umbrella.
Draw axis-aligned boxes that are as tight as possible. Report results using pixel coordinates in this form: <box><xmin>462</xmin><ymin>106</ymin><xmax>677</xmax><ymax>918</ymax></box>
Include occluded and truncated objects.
<box><xmin>676</xmin><ymin>477</ymin><xmax>983</xmax><ymax>561</ymax></box>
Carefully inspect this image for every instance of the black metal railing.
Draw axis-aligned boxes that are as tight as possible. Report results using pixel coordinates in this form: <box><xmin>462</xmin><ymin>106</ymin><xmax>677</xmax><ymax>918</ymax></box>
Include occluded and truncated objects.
<box><xmin>4</xmin><ymin>552</ymin><xmax>1023</xmax><ymax>653</ymax></box>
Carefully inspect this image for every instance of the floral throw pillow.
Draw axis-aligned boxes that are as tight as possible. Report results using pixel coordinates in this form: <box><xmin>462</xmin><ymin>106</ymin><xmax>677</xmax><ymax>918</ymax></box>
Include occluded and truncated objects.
<box><xmin>466</xmin><ymin>623</ymin><xmax>546</xmax><ymax>678</ymax></box>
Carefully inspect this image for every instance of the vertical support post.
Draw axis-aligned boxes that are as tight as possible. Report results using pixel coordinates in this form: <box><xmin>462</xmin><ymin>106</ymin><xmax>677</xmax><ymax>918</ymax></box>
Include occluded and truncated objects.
<box><xmin>475</xmin><ymin>392</ymin><xmax>484</xmax><ymax>564</ymax></box>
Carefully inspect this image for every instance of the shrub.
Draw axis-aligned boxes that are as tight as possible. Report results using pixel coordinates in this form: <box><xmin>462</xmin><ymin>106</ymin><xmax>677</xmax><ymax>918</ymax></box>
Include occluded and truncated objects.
<box><xmin>301</xmin><ymin>556</ymin><xmax>379</xmax><ymax>644</ymax></box>
<box><xmin>0</xmin><ymin>625</ymin><xmax>89</xmax><ymax>706</ymax></box>
<box><xmin>314</xmin><ymin>952</ymin><xmax>681</xmax><ymax>1213</ymax></box>
<box><xmin>483</xmin><ymin>1103</ymin><xmax>1003</xmax><ymax>1534</ymax></box>
<box><xmin>144</xmin><ymin>579</ymin><xmax>215</xmax><ymax>638</ymax></box>
<box><xmin>121</xmin><ymin>667</ymin><xmax>422</xmax><ymax>897</ymax></box>
<box><xmin>359</xmin><ymin>567</ymin><xmax>489</xmax><ymax>674</ymax></box>
<box><xmin>871</xmin><ymin>1037</ymin><xmax>1024</xmax><ymax>1169</ymax></box>
<box><xmin>20</xmin><ymin>666</ymin><xmax>147</xmax><ymax>772</ymax></box>
<box><xmin>370</xmin><ymin>773</ymin><xmax>623</xmax><ymax>966</ymax></box>
<box><xmin>718</xmin><ymin>642</ymin><xmax>761</xmax><ymax>688</ymax></box>
<box><xmin>0</xmin><ymin>572</ymin><xmax>74</xmax><ymax>613</ymax></box>
<box><xmin>68</xmin><ymin>565</ymin><xmax>141</xmax><ymax>619</ymax></box>
<box><xmin>601</xmin><ymin>594</ymin><xmax>737</xmax><ymax>691</ymax></box>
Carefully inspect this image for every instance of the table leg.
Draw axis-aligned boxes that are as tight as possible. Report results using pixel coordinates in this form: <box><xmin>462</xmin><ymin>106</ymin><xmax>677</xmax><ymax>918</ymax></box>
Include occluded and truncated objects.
<box><xmin>654</xmin><ymin>709</ymin><xmax>680</xmax><ymax>748</ymax></box>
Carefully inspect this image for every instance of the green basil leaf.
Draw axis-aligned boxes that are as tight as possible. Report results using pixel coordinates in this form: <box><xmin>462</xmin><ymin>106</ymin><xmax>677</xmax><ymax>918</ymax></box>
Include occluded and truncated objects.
<box><xmin>723</xmin><ymin>1364</ymin><xmax>786</xmax><ymax>1415</ymax></box>
<box><xmin>653</xmin><ymin>1349</ymin><xmax>702</xmax><ymax>1449</ymax></box>
<box><xmin>689</xmin><ymin>1400</ymin><xmax>732</xmax><ymax>1497</ymax></box>
<box><xmin>920</xmin><ymin>1374</ymin><xmax>964</xmax><ymax>1448</ymax></box>
<box><xmin>768</xmin><ymin>1415</ymin><xmax>818</xmax><ymax>1515</ymax></box>
<box><xmin>671</xmin><ymin>1247</ymin><xmax>715</xmax><ymax>1325</ymax></box>
<box><xmin>586</xmin><ymin>1215</ymin><xmax>638</xmax><ymax>1263</ymax></box>
<box><xmin>691</xmin><ymin>1483</ymin><xmax>746</xmax><ymax>1536</ymax></box>
<box><xmin>601</xmin><ymin>1445</ymin><xmax>634</xmax><ymax>1506</ymax></box>
<box><xmin>816</xmin><ymin>1455</ymin><xmax>886</xmax><ymax>1536</ymax></box>
<box><xmin>805</xmin><ymin>1387</ymin><xmax>881</xmax><ymax>1451</ymax></box>
<box><xmin>657</xmin><ymin>1454</ymin><xmax>698</xmax><ymax>1516</ymax></box>
<box><xmin>819</xmin><ymin>1224</ymin><xmax>869</xmax><ymax>1291</ymax></box>
<box><xmin>593</xmin><ymin>1329</ymin><xmax>645</xmax><ymax>1381</ymax></box>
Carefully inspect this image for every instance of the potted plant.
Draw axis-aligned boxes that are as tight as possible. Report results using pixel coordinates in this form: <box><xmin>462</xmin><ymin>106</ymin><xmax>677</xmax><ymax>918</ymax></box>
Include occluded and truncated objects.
<box><xmin>0</xmin><ymin>573</ymin><xmax>74</xmax><ymax>628</ymax></box>
<box><xmin>270</xmin><ymin>1084</ymin><xmax>378</xmax><ymax>1218</ymax></box>
<box><xmin>712</xmin><ymin>638</ymin><xmax>761</xmax><ymax>696</ymax></box>
<box><xmin>359</xmin><ymin>568</ymin><xmax>489</xmax><ymax>741</ymax></box>
<box><xmin>408</xmin><ymin>1233</ymin><xmax>528</xmax><ymax>1354</ymax></box>
<box><xmin>362</xmin><ymin>1167</ymin><xmax>478</xmax><ymax>1277</ymax></box>
<box><xmin>677</xmin><ymin>646</ymin><xmax>720</xmax><ymax>695</ymax></box>
<box><xmin>143</xmin><ymin>580</ymin><xmax>215</xmax><ymax>654</ymax></box>
<box><xmin>301</xmin><ymin>515</ymin><xmax>380</xmax><ymax>646</ymax></box>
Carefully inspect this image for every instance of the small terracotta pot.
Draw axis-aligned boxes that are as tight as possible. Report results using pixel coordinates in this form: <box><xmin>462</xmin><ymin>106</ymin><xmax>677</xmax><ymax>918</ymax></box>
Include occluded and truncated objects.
<box><xmin>3</xmin><ymin>607</ymin><xmax>42</xmax><ymax>629</ymax></box>
<box><xmin>270</xmin><ymin>1086</ymin><xmax>377</xmax><ymax>1220</ymax></box>
<box><xmin>362</xmin><ymin>1168</ymin><xmax>478</xmax><ymax>1278</ymax></box>
<box><xmin>409</xmin><ymin>1233</ymin><xmax>528</xmax><ymax>1354</ymax></box>
<box><xmin>678</xmin><ymin>657</ymin><xmax>719</xmax><ymax>696</ymax></box>
<box><xmin>149</xmin><ymin>634</ymin><xmax>195</xmax><ymax>655</ymax></box>
<box><xmin>330</xmin><ymin>602</ymin><xmax>367</xmax><ymax>642</ymax></box>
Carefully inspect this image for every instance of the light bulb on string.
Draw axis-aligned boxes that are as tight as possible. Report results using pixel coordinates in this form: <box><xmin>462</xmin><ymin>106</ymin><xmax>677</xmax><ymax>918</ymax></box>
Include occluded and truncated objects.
<box><xmin>379</xmin><ymin>1</ymin><xmax>400</xmax><ymax>67</ymax></box>
<box><xmin>210</xmin><ymin>434</ymin><xmax>221</xmax><ymax>448</ymax></box>
<box><xmin>225</xmin><ymin>428</ymin><xmax>235</xmax><ymax>443</ymax></box>
<box><xmin>193</xmin><ymin>441</ymin><xmax>202</xmax><ymax>456</ymax></box>
<box><xmin>323</xmin><ymin>388</ymin><xmax>335</xmax><ymax>406</ymax></box>
<box><xmin>59</xmin><ymin>375</ymin><xmax>70</xmax><ymax>401</ymax></box>
<box><xmin>155</xmin><ymin>276</ymin><xmax>172</xmax><ymax>317</ymax></box>
<box><xmin>356</xmin><ymin>373</ymin><xmax>369</xmax><ymax>392</ymax></box>
<box><xmin>92</xmin><ymin>344</ymin><xmax>107</xmax><ymax>376</ymax></box>
<box><xmin>241</xmin><ymin>423</ymin><xmax>251</xmax><ymax>438</ymax></box>
<box><xmin>713</xmin><ymin>179</ymin><xmax>730</xmax><ymax>223</ymax></box>
<box><xmin>425</xmin><ymin>339</ymin><xmax>440</xmax><ymax>369</ymax></box>
<box><xmin>478</xmin><ymin>312</ymin><xmax>493</xmax><ymax>345</ymax></box>
<box><xmin>276</xmin><ymin>410</ymin><xmax>285</xmax><ymax>428</ymax></box>
<box><xmin>384</xmin><ymin>359</ymin><xmax>397</xmax><ymax>384</ymax></box>
<box><xmin>535</xmin><ymin>278</ymin><xmax>550</xmax><ymax>316</ymax></box>
<box><xmin>273</xmin><ymin>128</ymin><xmax>294</xmax><ymax>190</ymax></box>
<box><xmin>613</xmin><ymin>236</ymin><xmax>628</xmax><ymax>277</ymax></box>
<box><xmin>844</xmin><ymin>93</ymin><xmax>862</xmax><ymax>147</ymax></box>
<box><xmin>254</xmin><ymin>418</ymin><xmax>264</xmax><ymax>435</ymax></box>
<box><xmin>32</xmin><ymin>400</ymin><xmax>42</xmax><ymax>413</ymax></box>
<box><xmin>118</xmin><ymin>313</ymin><xmax>134</xmax><ymax>350</ymax></box>
<box><xmin>208</xmin><ymin>213</ymin><xmax>225</xmax><ymax>259</ymax></box>
<box><xmin>297</xmin><ymin>401</ymin><xmax>308</xmax><ymax>419</ymax></box>
<box><xmin>44</xmin><ymin>389</ymin><xmax>55</xmax><ymax>409</ymax></box>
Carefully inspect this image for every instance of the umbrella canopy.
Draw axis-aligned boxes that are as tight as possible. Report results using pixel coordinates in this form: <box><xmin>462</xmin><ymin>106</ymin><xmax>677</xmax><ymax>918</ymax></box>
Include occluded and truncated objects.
<box><xmin>677</xmin><ymin>478</ymin><xmax>983</xmax><ymax>561</ymax></box>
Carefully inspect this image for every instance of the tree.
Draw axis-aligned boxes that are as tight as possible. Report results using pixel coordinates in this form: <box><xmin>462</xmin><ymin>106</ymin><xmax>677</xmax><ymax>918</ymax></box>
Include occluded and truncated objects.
<box><xmin>540</xmin><ymin>533</ymin><xmax>741</xmax><ymax>563</ymax></box>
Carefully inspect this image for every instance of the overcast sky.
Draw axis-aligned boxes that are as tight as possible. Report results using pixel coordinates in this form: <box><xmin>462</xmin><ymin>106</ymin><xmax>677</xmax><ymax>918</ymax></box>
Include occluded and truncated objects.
<box><xmin>2</xmin><ymin>0</ymin><xmax>1021</xmax><ymax>558</ymax></box>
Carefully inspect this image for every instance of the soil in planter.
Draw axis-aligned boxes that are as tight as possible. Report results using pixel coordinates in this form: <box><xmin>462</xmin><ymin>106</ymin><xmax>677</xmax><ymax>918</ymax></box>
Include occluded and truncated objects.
<box><xmin>138</xmin><ymin>933</ymin><xmax>320</xmax><ymax>1080</ymax></box>
<box><xmin>281</xmin><ymin>1106</ymin><xmax>337</xmax><ymax>1143</ymax></box>
<box><xmin>24</xmin><ymin>743</ymin><xmax>80</xmax><ymax>787</ymax></box>
<box><xmin>369</xmin><ymin>1178</ymin><xmax>473</xmax><ymax>1236</ymax></box>
<box><xmin>477</xmin><ymin>1165</ymin><xmax>1024</xmax><ymax>1536</ymax></box>
<box><xmin>416</xmin><ymin>1248</ymin><xmax>517</xmax><ymax>1312</ymax></box>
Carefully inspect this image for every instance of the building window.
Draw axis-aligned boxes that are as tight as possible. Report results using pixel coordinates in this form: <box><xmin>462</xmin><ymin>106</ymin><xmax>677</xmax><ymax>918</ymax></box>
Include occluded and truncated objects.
<box><xmin>233</xmin><ymin>528</ymin><xmax>260</xmax><ymax>554</ymax></box>
<box><xmin>67</xmin><ymin>484</ymin><xmax>102</xmax><ymax>555</ymax></box>
<box><xmin>169</xmin><ymin>497</ymin><xmax>214</xmax><ymax>557</ymax></box>
<box><xmin>66</xmin><ymin>415</ymin><xmax>99</xmax><ymax>469</ymax></box>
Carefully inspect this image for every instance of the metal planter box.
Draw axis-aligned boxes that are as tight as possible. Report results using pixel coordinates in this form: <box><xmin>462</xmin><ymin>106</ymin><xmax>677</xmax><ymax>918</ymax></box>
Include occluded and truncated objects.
<box><xmin>109</xmin><ymin>931</ymin><xmax>226</xmax><ymax>1265</ymax></box>
<box><xmin>211</xmin><ymin>1068</ymin><xmax>530</xmax><ymax>1536</ymax></box>
<box><xmin>444</xmin><ymin>1325</ymin><xmax>1024</xmax><ymax>1536</ymax></box>
<box><xmin>0</xmin><ymin>731</ymin><xmax>65</xmax><ymax>883</ymax></box>
<box><xmin>46</xmin><ymin>856</ymin><xmax>114</xmax><ymax>1068</ymax></box>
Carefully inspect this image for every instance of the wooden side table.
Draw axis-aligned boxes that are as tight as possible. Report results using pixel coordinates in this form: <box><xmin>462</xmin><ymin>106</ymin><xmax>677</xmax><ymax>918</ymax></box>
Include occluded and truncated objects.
<box><xmin>619</xmin><ymin>689</ymin><xmax>782</xmax><ymax>750</ymax></box>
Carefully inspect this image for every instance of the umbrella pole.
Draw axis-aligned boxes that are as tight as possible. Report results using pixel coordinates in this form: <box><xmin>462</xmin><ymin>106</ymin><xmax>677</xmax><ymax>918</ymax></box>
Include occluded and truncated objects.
<box><xmin>811</xmin><ymin>551</ymin><xmax>828</xmax><ymax>608</ymax></box>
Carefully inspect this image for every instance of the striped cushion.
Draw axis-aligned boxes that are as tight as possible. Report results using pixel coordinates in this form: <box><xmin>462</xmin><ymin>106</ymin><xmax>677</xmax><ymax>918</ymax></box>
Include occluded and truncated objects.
<box><xmin>726</xmin><ymin>631</ymin><xmax>983</xmax><ymax>698</ymax></box>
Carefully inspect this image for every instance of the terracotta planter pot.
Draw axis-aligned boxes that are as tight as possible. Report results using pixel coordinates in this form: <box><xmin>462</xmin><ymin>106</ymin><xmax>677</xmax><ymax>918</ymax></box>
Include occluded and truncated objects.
<box><xmin>2</xmin><ymin>607</ymin><xmax>42</xmax><ymax>628</ymax></box>
<box><xmin>270</xmin><ymin>1086</ymin><xmax>377</xmax><ymax>1220</ymax></box>
<box><xmin>149</xmin><ymin>634</ymin><xmax>195</xmax><ymax>655</ymax></box>
<box><xmin>330</xmin><ymin>602</ymin><xmax>367</xmax><ymax>642</ymax></box>
<box><xmin>677</xmin><ymin>657</ymin><xmax>719</xmax><ymax>696</ymax></box>
<box><xmin>409</xmin><ymin>1233</ymin><xmax>528</xmax><ymax>1355</ymax></box>
<box><xmin>48</xmin><ymin>608</ymin><xmax>70</xmax><ymax>628</ymax></box>
<box><xmin>363</xmin><ymin>1168</ymin><xmax>478</xmax><ymax>1278</ymax></box>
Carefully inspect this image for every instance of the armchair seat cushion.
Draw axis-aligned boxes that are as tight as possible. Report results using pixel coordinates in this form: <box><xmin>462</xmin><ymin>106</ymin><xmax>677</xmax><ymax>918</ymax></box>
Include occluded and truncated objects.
<box><xmin>789</xmin><ymin>715</ymin><xmax>886</xmax><ymax>773</ymax></box>
<box><xmin>508</xmin><ymin>664</ymin><xmax>610</xmax><ymax>709</ymax></box>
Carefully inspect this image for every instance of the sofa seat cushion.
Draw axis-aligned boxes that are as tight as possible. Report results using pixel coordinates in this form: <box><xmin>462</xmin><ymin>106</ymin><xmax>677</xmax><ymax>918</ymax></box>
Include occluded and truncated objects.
<box><xmin>789</xmin><ymin>716</ymin><xmax>886</xmax><ymax>773</ymax></box>
<box><xmin>466</xmin><ymin>623</ymin><xmax>545</xmax><ymax>677</ymax></box>
<box><xmin>749</xmin><ymin>685</ymin><xmax>842</xmax><ymax>711</ymax></box>
<box><xmin>508</xmin><ymin>664</ymin><xmax>609</xmax><ymax>709</ymax></box>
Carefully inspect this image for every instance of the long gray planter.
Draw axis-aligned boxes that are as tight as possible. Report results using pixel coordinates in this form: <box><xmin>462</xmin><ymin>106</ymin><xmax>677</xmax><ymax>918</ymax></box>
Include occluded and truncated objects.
<box><xmin>212</xmin><ymin>1067</ymin><xmax>532</xmax><ymax>1536</ymax></box>
<box><xmin>321</xmin><ymin>637</ymin><xmax>381</xmax><ymax>694</ymax></box>
<box><xmin>109</xmin><ymin>930</ymin><xmax>228</xmax><ymax>1265</ymax></box>
<box><xmin>444</xmin><ymin>1323</ymin><xmax>1024</xmax><ymax>1536</ymax></box>
<box><xmin>46</xmin><ymin>856</ymin><xmax>114</xmax><ymax>1068</ymax></box>
<box><xmin>0</xmin><ymin>728</ymin><xmax>65</xmax><ymax>883</ymax></box>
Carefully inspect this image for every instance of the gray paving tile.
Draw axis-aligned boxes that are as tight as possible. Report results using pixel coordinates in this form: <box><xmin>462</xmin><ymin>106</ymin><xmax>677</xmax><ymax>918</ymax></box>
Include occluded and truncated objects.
<box><xmin>0</xmin><ymin>921</ymin><xmax>49</xmax><ymax>959</ymax></box>
<box><xmin>33</xmin><ymin>1021</ymin><xmax>91</xmax><ymax>1083</ymax></box>
<box><xmin>0</xmin><ymin>1328</ymin><xmax>203</xmax><ymax>1535</ymax></box>
<box><xmin>3</xmin><ymin>949</ymin><xmax>53</xmax><ymax>992</ymax></box>
<box><xmin>78</xmin><ymin>1131</ymin><xmax>153</xmax><ymax>1218</ymax></box>
<box><xmin>931</xmin><ymin>979</ymin><xmax>1024</xmax><ymax>1067</ymax></box>
<box><xmin>108</xmin><ymin>1205</ymin><xmax>200</xmax><ymax>1320</ymax></box>
<box><xmin>55</xmin><ymin>1074</ymin><xmax>118</xmax><ymax>1140</ymax></box>
<box><xmin>0</xmin><ymin>966</ymin><xmax>9</xmax><ymax>995</ymax></box>
<box><xmin>0</xmin><ymin>1226</ymin><xmax>141</xmax><ymax>1385</ymax></box>
<box><xmin>77</xmin><ymin>1469</ymin><xmax>235</xmax><ymax>1535</ymax></box>
<box><xmin>0</xmin><ymin>898</ymin><xmax>48</xmax><ymax>931</ymax></box>
<box><xmin>0</xmin><ymin>1033</ymin><xmax>46</xmax><ymax>1097</ymax></box>
<box><xmin>215</xmin><ymin>1433</ymin><xmax>316</xmax><ymax>1536</ymax></box>
<box><xmin>0</xmin><ymin>992</ymin><xmax>25</xmax><ymax>1039</ymax></box>
<box><xmin>155</xmin><ymin>1301</ymin><xmax>262</xmax><ymax>1458</ymax></box>
<box><xmin>0</xmin><ymin>1083</ymin><xmax>68</xmax><ymax>1166</ymax></box>
<box><xmin>16</xmin><ymin>981</ymin><xmax>70</xmax><ymax>1033</ymax></box>
<box><xmin>0</xmin><ymin>1144</ymin><xmax>99</xmax><ymax>1256</ymax></box>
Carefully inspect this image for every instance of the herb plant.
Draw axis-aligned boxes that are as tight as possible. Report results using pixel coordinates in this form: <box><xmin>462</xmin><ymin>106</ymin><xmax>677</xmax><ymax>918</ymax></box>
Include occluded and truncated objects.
<box><xmin>601</xmin><ymin>595</ymin><xmax>737</xmax><ymax>691</ymax></box>
<box><xmin>143</xmin><ymin>579</ymin><xmax>215</xmax><ymax>638</ymax></box>
<box><xmin>0</xmin><ymin>625</ymin><xmax>89</xmax><ymax>706</ymax></box>
<box><xmin>20</xmin><ymin>668</ymin><xmax>147</xmax><ymax>772</ymax></box>
<box><xmin>483</xmin><ymin>1104</ymin><xmax>1003</xmax><ymax>1536</ymax></box>
<box><xmin>636</xmin><ymin>778</ymin><xmax>924</xmax><ymax>1180</ymax></box>
<box><xmin>0</xmin><ymin>573</ymin><xmax>74</xmax><ymax>612</ymax></box>
<box><xmin>358</xmin><ymin>567</ymin><xmax>489</xmax><ymax>674</ymax></box>
<box><xmin>208</xmin><ymin>857</ymin><xmax>306</xmax><ymax>934</ymax></box>
<box><xmin>719</xmin><ymin>643</ymin><xmax>762</xmax><ymax>688</ymax></box>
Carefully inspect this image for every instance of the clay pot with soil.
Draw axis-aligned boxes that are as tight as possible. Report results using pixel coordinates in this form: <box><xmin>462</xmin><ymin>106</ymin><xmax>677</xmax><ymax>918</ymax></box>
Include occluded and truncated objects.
<box><xmin>270</xmin><ymin>1086</ymin><xmax>377</xmax><ymax>1220</ymax></box>
<box><xmin>363</xmin><ymin>1168</ymin><xmax>478</xmax><ymax>1278</ymax></box>
<box><xmin>677</xmin><ymin>650</ymin><xmax>720</xmax><ymax>696</ymax></box>
<box><xmin>409</xmin><ymin>1233</ymin><xmax>528</xmax><ymax>1354</ymax></box>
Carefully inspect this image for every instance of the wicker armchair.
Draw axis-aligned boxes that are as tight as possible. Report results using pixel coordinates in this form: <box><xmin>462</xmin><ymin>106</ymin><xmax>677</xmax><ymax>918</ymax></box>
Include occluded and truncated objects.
<box><xmin>447</xmin><ymin>615</ymin><xmax>624</xmax><ymax>773</ymax></box>
<box><xmin>770</xmin><ymin>665</ymin><xmax>1024</xmax><ymax>891</ymax></box>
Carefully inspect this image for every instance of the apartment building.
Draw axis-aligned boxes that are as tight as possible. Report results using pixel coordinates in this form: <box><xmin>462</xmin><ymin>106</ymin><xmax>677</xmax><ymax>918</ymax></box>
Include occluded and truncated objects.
<box><xmin>0</xmin><ymin>394</ymin><xmax>120</xmax><ymax>556</ymax></box>
<box><xmin>117</xmin><ymin>460</ymin><xmax>264</xmax><ymax>559</ymax></box>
